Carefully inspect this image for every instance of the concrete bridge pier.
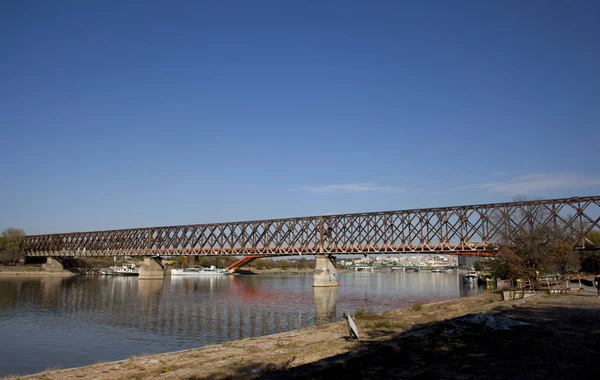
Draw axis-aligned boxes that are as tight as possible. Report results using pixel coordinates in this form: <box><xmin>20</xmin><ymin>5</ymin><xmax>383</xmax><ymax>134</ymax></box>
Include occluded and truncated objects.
<box><xmin>42</xmin><ymin>257</ymin><xmax>65</xmax><ymax>272</ymax></box>
<box><xmin>313</xmin><ymin>255</ymin><xmax>339</xmax><ymax>287</ymax></box>
<box><xmin>139</xmin><ymin>257</ymin><xmax>165</xmax><ymax>280</ymax></box>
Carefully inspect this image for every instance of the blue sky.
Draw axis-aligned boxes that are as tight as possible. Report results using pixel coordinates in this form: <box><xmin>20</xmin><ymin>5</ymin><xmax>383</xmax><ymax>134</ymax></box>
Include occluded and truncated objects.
<box><xmin>1</xmin><ymin>1</ymin><xmax>599</xmax><ymax>235</ymax></box>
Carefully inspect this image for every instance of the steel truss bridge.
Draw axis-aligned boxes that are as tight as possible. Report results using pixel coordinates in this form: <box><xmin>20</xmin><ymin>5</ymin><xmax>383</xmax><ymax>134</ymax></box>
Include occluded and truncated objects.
<box><xmin>22</xmin><ymin>196</ymin><xmax>600</xmax><ymax>258</ymax></box>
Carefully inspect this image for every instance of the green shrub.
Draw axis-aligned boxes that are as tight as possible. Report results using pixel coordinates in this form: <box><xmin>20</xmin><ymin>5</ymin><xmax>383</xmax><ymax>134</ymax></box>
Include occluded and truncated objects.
<box><xmin>410</xmin><ymin>304</ymin><xmax>423</xmax><ymax>312</ymax></box>
<box><xmin>353</xmin><ymin>309</ymin><xmax>377</xmax><ymax>320</ymax></box>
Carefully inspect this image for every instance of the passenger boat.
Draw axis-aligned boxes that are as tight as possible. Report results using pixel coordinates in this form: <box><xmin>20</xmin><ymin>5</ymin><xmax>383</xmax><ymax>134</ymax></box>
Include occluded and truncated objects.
<box><xmin>431</xmin><ymin>268</ymin><xmax>448</xmax><ymax>273</ymax></box>
<box><xmin>463</xmin><ymin>271</ymin><xmax>478</xmax><ymax>283</ymax></box>
<box><xmin>171</xmin><ymin>265</ymin><xmax>229</xmax><ymax>276</ymax></box>
<box><xmin>112</xmin><ymin>263</ymin><xmax>139</xmax><ymax>276</ymax></box>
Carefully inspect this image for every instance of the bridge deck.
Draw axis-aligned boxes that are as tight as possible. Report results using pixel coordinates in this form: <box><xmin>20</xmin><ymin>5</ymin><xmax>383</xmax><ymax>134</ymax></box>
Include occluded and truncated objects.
<box><xmin>21</xmin><ymin>196</ymin><xmax>600</xmax><ymax>257</ymax></box>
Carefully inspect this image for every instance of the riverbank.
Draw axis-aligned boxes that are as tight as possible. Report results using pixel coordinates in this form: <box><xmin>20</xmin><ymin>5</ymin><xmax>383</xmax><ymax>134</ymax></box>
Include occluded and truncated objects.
<box><xmin>0</xmin><ymin>266</ymin><xmax>73</xmax><ymax>276</ymax></box>
<box><xmin>8</xmin><ymin>289</ymin><xmax>599</xmax><ymax>380</ymax></box>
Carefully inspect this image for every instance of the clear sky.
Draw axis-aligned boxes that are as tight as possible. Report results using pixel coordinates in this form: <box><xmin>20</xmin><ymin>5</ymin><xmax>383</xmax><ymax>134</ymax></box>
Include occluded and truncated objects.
<box><xmin>1</xmin><ymin>1</ymin><xmax>599</xmax><ymax>235</ymax></box>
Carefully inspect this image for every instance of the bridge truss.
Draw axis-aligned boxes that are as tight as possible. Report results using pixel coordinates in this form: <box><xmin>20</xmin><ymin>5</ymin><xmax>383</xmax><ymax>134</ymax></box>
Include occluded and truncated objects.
<box><xmin>22</xmin><ymin>196</ymin><xmax>600</xmax><ymax>257</ymax></box>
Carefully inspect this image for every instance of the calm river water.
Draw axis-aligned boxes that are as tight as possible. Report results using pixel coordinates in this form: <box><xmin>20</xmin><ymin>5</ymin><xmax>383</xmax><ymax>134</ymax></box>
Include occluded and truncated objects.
<box><xmin>0</xmin><ymin>271</ymin><xmax>485</xmax><ymax>376</ymax></box>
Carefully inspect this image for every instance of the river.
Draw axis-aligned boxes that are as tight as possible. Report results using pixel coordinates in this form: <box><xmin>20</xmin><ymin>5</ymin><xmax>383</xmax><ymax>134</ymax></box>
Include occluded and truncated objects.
<box><xmin>0</xmin><ymin>271</ymin><xmax>485</xmax><ymax>376</ymax></box>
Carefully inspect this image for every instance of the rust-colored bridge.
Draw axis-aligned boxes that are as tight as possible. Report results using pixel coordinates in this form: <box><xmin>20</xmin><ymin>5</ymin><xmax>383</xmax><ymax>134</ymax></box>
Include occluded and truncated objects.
<box><xmin>22</xmin><ymin>196</ymin><xmax>600</xmax><ymax>258</ymax></box>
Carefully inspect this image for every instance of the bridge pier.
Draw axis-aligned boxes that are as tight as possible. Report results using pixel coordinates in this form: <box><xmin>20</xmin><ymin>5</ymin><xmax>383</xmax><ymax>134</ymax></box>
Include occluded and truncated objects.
<box><xmin>139</xmin><ymin>257</ymin><xmax>165</xmax><ymax>280</ymax></box>
<box><xmin>313</xmin><ymin>255</ymin><xmax>339</xmax><ymax>287</ymax></box>
<box><xmin>42</xmin><ymin>257</ymin><xmax>65</xmax><ymax>272</ymax></box>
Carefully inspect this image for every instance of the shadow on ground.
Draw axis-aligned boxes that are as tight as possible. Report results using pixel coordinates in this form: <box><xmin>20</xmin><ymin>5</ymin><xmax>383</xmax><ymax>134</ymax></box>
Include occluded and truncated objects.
<box><xmin>221</xmin><ymin>294</ymin><xmax>600</xmax><ymax>379</ymax></box>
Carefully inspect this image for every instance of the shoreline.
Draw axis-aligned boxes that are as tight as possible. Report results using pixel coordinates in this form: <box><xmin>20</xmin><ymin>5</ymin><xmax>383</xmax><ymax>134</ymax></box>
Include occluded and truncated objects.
<box><xmin>11</xmin><ymin>290</ymin><xmax>599</xmax><ymax>379</ymax></box>
<box><xmin>0</xmin><ymin>270</ymin><xmax>74</xmax><ymax>277</ymax></box>
<box><xmin>7</xmin><ymin>293</ymin><xmax>490</xmax><ymax>379</ymax></box>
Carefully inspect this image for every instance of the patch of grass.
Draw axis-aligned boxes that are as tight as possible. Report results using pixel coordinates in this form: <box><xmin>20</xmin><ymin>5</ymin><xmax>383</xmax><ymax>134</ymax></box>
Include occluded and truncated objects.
<box><xmin>353</xmin><ymin>309</ymin><xmax>378</xmax><ymax>320</ymax></box>
<box><xmin>161</xmin><ymin>365</ymin><xmax>176</xmax><ymax>373</ymax></box>
<box><xmin>366</xmin><ymin>321</ymin><xmax>407</xmax><ymax>329</ymax></box>
<box><xmin>410</xmin><ymin>304</ymin><xmax>423</xmax><ymax>312</ymax></box>
<box><xmin>260</xmin><ymin>356</ymin><xmax>296</xmax><ymax>375</ymax></box>
<box><xmin>232</xmin><ymin>356</ymin><xmax>296</xmax><ymax>379</ymax></box>
<box><xmin>41</xmin><ymin>365</ymin><xmax>61</xmax><ymax>375</ymax></box>
<box><xmin>276</xmin><ymin>339</ymin><xmax>291</xmax><ymax>348</ymax></box>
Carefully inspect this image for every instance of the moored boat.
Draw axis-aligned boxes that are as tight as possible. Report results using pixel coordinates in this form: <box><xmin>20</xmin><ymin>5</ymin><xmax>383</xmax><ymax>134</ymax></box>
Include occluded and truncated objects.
<box><xmin>112</xmin><ymin>263</ymin><xmax>139</xmax><ymax>276</ymax></box>
<box><xmin>463</xmin><ymin>271</ymin><xmax>478</xmax><ymax>283</ymax></box>
<box><xmin>431</xmin><ymin>268</ymin><xmax>448</xmax><ymax>273</ymax></box>
<box><xmin>171</xmin><ymin>265</ymin><xmax>228</xmax><ymax>276</ymax></box>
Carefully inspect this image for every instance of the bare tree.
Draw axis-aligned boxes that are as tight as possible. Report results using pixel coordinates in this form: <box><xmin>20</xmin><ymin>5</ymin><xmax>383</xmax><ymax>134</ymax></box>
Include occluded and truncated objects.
<box><xmin>488</xmin><ymin>198</ymin><xmax>574</xmax><ymax>285</ymax></box>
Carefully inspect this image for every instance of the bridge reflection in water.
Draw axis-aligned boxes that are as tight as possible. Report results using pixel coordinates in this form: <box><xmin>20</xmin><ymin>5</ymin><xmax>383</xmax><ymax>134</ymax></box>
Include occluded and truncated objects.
<box><xmin>0</xmin><ymin>272</ymin><xmax>484</xmax><ymax>376</ymax></box>
<box><xmin>314</xmin><ymin>286</ymin><xmax>338</xmax><ymax>324</ymax></box>
<box><xmin>0</xmin><ymin>275</ymin><xmax>330</xmax><ymax>344</ymax></box>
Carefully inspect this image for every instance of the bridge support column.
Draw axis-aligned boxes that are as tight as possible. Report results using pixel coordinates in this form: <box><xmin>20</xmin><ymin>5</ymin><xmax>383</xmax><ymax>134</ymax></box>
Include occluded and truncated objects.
<box><xmin>42</xmin><ymin>257</ymin><xmax>64</xmax><ymax>272</ymax></box>
<box><xmin>139</xmin><ymin>257</ymin><xmax>165</xmax><ymax>280</ymax></box>
<box><xmin>313</xmin><ymin>255</ymin><xmax>339</xmax><ymax>287</ymax></box>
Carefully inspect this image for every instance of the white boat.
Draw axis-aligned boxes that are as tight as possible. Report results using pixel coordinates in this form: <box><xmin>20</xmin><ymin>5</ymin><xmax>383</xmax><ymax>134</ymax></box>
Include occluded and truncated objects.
<box><xmin>463</xmin><ymin>271</ymin><xmax>478</xmax><ymax>283</ymax></box>
<box><xmin>112</xmin><ymin>263</ymin><xmax>139</xmax><ymax>276</ymax></box>
<box><xmin>171</xmin><ymin>265</ymin><xmax>228</xmax><ymax>276</ymax></box>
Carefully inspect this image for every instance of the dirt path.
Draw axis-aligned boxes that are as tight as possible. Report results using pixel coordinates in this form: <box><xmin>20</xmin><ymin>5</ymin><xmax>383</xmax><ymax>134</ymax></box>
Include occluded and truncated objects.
<box><xmin>7</xmin><ymin>291</ymin><xmax>599</xmax><ymax>379</ymax></box>
<box><xmin>266</xmin><ymin>291</ymin><xmax>600</xmax><ymax>379</ymax></box>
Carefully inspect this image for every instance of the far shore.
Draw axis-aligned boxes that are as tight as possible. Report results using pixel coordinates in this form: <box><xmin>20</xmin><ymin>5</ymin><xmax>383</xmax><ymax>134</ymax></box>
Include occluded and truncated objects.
<box><xmin>0</xmin><ymin>265</ymin><xmax>320</xmax><ymax>277</ymax></box>
<box><xmin>0</xmin><ymin>271</ymin><xmax>74</xmax><ymax>276</ymax></box>
<box><xmin>0</xmin><ymin>266</ymin><xmax>74</xmax><ymax>276</ymax></box>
